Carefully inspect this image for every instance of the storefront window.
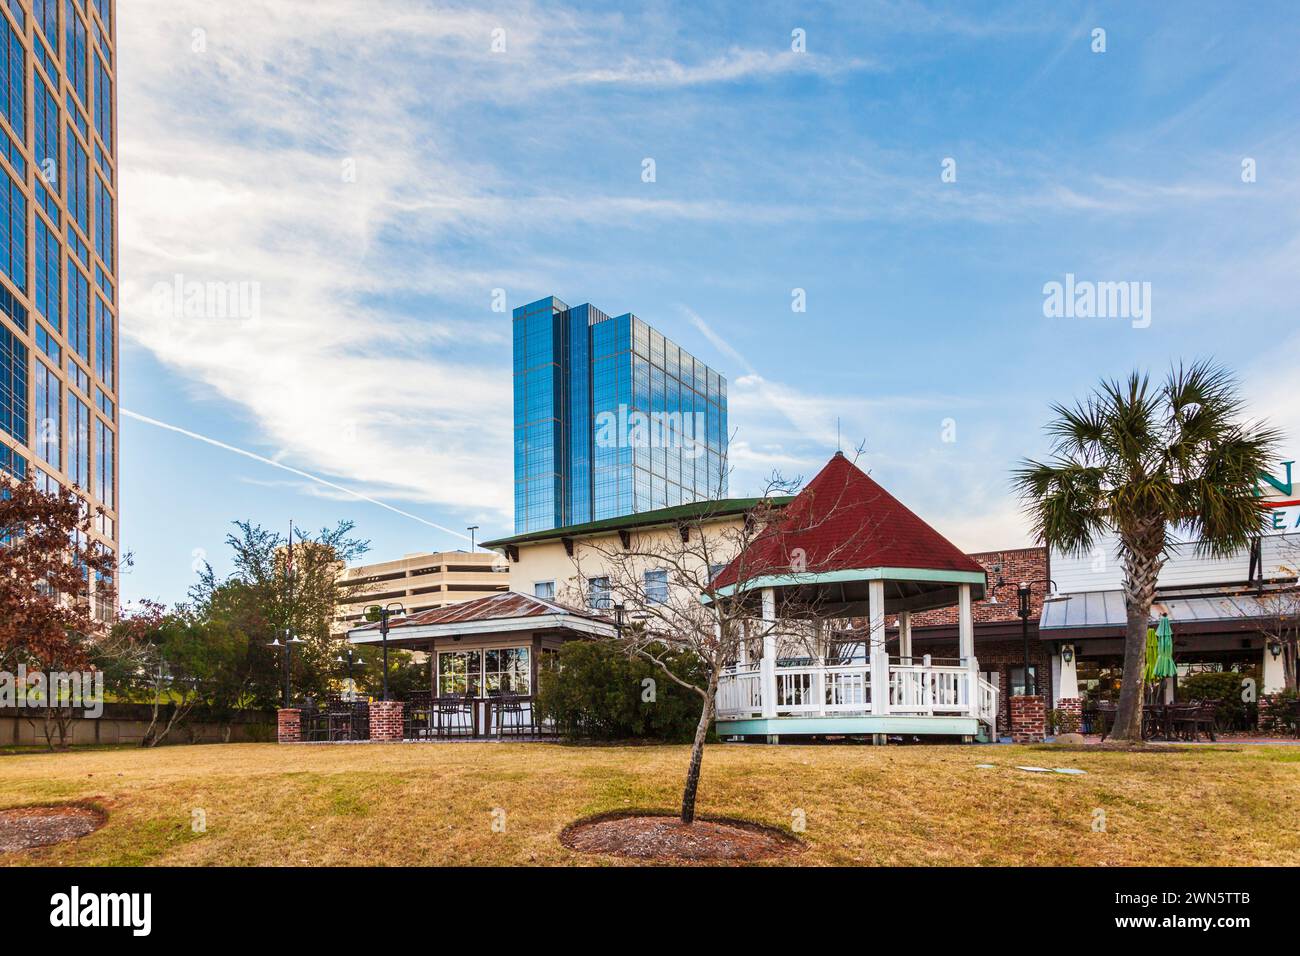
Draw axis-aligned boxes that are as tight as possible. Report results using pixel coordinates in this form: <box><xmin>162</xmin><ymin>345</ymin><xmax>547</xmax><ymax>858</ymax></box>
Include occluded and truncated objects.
<box><xmin>438</xmin><ymin>650</ymin><xmax>482</xmax><ymax>696</ymax></box>
<box><xmin>439</xmin><ymin>647</ymin><xmax>532</xmax><ymax>696</ymax></box>
<box><xmin>485</xmin><ymin>647</ymin><xmax>531</xmax><ymax>695</ymax></box>
<box><xmin>1010</xmin><ymin>666</ymin><xmax>1037</xmax><ymax>697</ymax></box>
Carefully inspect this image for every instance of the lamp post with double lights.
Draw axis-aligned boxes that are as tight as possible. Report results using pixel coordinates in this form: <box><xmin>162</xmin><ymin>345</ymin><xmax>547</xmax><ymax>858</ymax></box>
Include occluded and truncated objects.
<box><xmin>334</xmin><ymin>647</ymin><xmax>365</xmax><ymax>699</ymax></box>
<box><xmin>364</xmin><ymin>602</ymin><xmax>405</xmax><ymax>701</ymax></box>
<box><xmin>268</xmin><ymin>631</ymin><xmax>306</xmax><ymax>708</ymax></box>
<box><xmin>988</xmin><ymin>577</ymin><xmax>1070</xmax><ymax>698</ymax></box>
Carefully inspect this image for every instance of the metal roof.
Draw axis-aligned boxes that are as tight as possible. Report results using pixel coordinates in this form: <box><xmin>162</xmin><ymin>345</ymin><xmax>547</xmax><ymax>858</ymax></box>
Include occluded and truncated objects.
<box><xmin>1040</xmin><ymin>588</ymin><xmax>1281</xmax><ymax>631</ymax></box>
<box><xmin>349</xmin><ymin>591</ymin><xmax>608</xmax><ymax>632</ymax></box>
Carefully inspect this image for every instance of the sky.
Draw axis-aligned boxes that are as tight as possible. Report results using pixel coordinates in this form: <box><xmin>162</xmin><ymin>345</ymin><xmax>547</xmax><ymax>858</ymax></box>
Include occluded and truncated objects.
<box><xmin>116</xmin><ymin>0</ymin><xmax>1300</xmax><ymax>607</ymax></box>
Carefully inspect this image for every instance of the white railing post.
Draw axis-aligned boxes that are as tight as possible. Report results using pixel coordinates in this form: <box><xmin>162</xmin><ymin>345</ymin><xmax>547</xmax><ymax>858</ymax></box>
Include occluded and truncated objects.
<box><xmin>869</xmin><ymin>579</ymin><xmax>888</xmax><ymax>715</ymax></box>
<box><xmin>761</xmin><ymin>588</ymin><xmax>777</xmax><ymax>718</ymax></box>
<box><xmin>815</xmin><ymin>659</ymin><xmax>826</xmax><ymax>717</ymax></box>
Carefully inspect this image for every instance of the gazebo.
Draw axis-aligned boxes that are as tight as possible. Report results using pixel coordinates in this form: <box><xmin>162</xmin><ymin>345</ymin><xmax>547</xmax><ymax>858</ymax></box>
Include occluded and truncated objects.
<box><xmin>711</xmin><ymin>452</ymin><xmax>999</xmax><ymax>743</ymax></box>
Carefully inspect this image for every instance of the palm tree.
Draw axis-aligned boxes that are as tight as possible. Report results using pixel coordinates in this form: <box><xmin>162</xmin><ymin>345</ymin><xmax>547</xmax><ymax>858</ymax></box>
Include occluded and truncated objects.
<box><xmin>1013</xmin><ymin>362</ymin><xmax>1281</xmax><ymax>742</ymax></box>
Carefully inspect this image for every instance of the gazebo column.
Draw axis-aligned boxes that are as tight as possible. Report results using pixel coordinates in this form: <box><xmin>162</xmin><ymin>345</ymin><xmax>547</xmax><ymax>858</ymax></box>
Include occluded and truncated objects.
<box><xmin>898</xmin><ymin>610</ymin><xmax>912</xmax><ymax>663</ymax></box>
<box><xmin>869</xmin><ymin>580</ymin><xmax>889</xmax><ymax>736</ymax></box>
<box><xmin>958</xmin><ymin>583</ymin><xmax>979</xmax><ymax>731</ymax></box>
<box><xmin>760</xmin><ymin>588</ymin><xmax>777</xmax><ymax>727</ymax></box>
<box><xmin>958</xmin><ymin>584</ymin><xmax>975</xmax><ymax>668</ymax></box>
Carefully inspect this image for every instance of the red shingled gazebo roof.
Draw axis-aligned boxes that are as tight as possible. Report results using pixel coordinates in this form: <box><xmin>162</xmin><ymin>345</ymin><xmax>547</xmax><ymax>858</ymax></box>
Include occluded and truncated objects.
<box><xmin>712</xmin><ymin>452</ymin><xmax>985</xmax><ymax>594</ymax></box>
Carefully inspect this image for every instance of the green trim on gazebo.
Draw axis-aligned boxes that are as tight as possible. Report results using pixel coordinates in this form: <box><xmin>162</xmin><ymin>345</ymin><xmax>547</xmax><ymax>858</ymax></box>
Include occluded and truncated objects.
<box><xmin>710</xmin><ymin>566</ymin><xmax>987</xmax><ymax>599</ymax></box>
<box><xmin>719</xmin><ymin>715</ymin><xmax>983</xmax><ymax>737</ymax></box>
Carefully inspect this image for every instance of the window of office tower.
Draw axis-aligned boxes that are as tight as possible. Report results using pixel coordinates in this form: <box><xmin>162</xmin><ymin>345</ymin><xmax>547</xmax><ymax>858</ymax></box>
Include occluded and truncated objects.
<box><xmin>0</xmin><ymin>321</ymin><xmax>26</xmax><ymax>444</ymax></box>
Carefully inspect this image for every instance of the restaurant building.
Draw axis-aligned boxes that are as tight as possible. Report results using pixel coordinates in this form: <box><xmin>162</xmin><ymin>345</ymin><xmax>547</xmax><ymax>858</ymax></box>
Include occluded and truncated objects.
<box><xmin>1039</xmin><ymin>459</ymin><xmax>1299</xmax><ymax>718</ymax></box>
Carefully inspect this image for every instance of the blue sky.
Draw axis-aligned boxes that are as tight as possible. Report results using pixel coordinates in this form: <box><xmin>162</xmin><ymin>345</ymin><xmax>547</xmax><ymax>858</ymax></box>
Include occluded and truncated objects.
<box><xmin>117</xmin><ymin>1</ymin><xmax>1300</xmax><ymax>607</ymax></box>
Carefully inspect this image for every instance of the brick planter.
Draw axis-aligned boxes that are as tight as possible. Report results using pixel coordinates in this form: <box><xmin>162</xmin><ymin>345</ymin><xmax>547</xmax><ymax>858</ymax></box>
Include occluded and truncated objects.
<box><xmin>277</xmin><ymin>708</ymin><xmax>301</xmax><ymax>744</ymax></box>
<box><xmin>369</xmin><ymin>700</ymin><xmax>405</xmax><ymax>742</ymax></box>
<box><xmin>1054</xmin><ymin>696</ymin><xmax>1082</xmax><ymax>734</ymax></box>
<box><xmin>1010</xmin><ymin>695</ymin><xmax>1046</xmax><ymax>743</ymax></box>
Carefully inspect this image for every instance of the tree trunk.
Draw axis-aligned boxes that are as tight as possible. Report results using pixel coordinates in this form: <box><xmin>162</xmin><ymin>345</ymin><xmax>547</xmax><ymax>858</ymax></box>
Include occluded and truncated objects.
<box><xmin>680</xmin><ymin>673</ymin><xmax>718</xmax><ymax>824</ymax></box>
<box><xmin>1113</xmin><ymin>536</ymin><xmax>1163</xmax><ymax>742</ymax></box>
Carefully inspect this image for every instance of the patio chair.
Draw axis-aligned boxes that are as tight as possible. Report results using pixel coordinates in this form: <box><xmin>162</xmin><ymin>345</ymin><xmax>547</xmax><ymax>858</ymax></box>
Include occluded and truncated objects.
<box><xmin>299</xmin><ymin>700</ymin><xmax>326</xmax><ymax>742</ymax></box>
<box><xmin>404</xmin><ymin>691</ymin><xmax>432</xmax><ymax>740</ymax></box>
<box><xmin>327</xmin><ymin>698</ymin><xmax>357</xmax><ymax>741</ymax></box>
<box><xmin>433</xmin><ymin>696</ymin><xmax>472</xmax><ymax>737</ymax></box>
<box><xmin>495</xmin><ymin>695</ymin><xmax>533</xmax><ymax>738</ymax></box>
<box><xmin>1095</xmin><ymin>701</ymin><xmax>1117</xmax><ymax>741</ymax></box>
<box><xmin>349</xmin><ymin>700</ymin><xmax>370</xmax><ymax>741</ymax></box>
<box><xmin>1192</xmin><ymin>701</ymin><xmax>1217</xmax><ymax>741</ymax></box>
<box><xmin>1167</xmin><ymin>703</ymin><xmax>1200</xmax><ymax>741</ymax></box>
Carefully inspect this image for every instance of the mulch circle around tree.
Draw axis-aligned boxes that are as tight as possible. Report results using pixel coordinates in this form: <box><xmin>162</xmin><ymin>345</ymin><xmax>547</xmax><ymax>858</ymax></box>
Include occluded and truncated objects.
<box><xmin>560</xmin><ymin>810</ymin><xmax>802</xmax><ymax>862</ymax></box>
<box><xmin>0</xmin><ymin>803</ymin><xmax>107</xmax><ymax>852</ymax></box>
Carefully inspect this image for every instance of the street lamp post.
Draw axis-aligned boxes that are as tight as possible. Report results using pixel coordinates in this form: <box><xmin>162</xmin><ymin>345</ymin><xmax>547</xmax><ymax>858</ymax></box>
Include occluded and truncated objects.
<box><xmin>334</xmin><ymin>647</ymin><xmax>364</xmax><ymax>698</ymax></box>
<box><xmin>1017</xmin><ymin>582</ymin><xmax>1035</xmax><ymax>696</ymax></box>
<box><xmin>268</xmin><ymin>630</ymin><xmax>306</xmax><ymax>707</ymax></box>
<box><xmin>987</xmin><ymin>577</ymin><xmax>1068</xmax><ymax>699</ymax></box>
<box><xmin>467</xmin><ymin>526</ymin><xmax>479</xmax><ymax>551</ymax></box>
<box><xmin>364</xmin><ymin>603</ymin><xmax>406</xmax><ymax>701</ymax></box>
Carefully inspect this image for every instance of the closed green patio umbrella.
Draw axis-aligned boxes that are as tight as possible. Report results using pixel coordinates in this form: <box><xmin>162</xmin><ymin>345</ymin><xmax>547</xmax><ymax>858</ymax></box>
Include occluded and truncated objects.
<box><xmin>1153</xmin><ymin>614</ymin><xmax>1177</xmax><ymax>680</ymax></box>
<box><xmin>1143</xmin><ymin>625</ymin><xmax>1160</xmax><ymax>683</ymax></box>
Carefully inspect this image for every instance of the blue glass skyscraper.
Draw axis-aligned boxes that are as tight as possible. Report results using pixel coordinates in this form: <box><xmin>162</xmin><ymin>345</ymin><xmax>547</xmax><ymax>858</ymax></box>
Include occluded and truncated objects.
<box><xmin>513</xmin><ymin>296</ymin><xmax>728</xmax><ymax>533</ymax></box>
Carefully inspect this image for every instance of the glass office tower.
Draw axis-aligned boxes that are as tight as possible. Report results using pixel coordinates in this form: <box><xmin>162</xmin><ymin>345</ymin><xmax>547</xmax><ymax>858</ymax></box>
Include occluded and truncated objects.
<box><xmin>0</xmin><ymin>1</ymin><xmax>119</xmax><ymax>614</ymax></box>
<box><xmin>513</xmin><ymin>296</ymin><xmax>728</xmax><ymax>534</ymax></box>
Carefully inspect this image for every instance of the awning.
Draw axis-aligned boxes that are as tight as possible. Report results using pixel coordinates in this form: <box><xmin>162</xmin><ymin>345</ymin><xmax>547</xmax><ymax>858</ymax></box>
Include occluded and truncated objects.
<box><xmin>1040</xmin><ymin>588</ymin><xmax>1280</xmax><ymax>633</ymax></box>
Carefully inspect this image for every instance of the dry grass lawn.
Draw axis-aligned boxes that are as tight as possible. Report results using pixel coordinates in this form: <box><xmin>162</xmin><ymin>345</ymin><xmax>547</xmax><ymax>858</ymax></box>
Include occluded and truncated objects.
<box><xmin>2</xmin><ymin>740</ymin><xmax>1298</xmax><ymax>866</ymax></box>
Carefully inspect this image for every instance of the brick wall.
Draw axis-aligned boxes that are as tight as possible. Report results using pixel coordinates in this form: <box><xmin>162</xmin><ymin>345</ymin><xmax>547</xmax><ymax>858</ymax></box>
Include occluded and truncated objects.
<box><xmin>277</xmin><ymin>708</ymin><xmax>301</xmax><ymax>744</ymax></box>
<box><xmin>1010</xmin><ymin>695</ymin><xmax>1046</xmax><ymax>743</ymax></box>
<box><xmin>906</xmin><ymin>547</ymin><xmax>1049</xmax><ymax>628</ymax></box>
<box><xmin>369</xmin><ymin>700</ymin><xmax>405</xmax><ymax>742</ymax></box>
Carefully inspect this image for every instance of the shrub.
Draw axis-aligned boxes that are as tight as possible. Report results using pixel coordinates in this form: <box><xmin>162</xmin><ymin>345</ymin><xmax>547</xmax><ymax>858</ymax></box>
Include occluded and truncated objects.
<box><xmin>536</xmin><ymin>640</ymin><xmax>711</xmax><ymax>742</ymax></box>
<box><xmin>1048</xmin><ymin>708</ymin><xmax>1079</xmax><ymax>735</ymax></box>
<box><xmin>1179</xmin><ymin>670</ymin><xmax>1257</xmax><ymax>730</ymax></box>
<box><xmin>1261</xmin><ymin>688</ymin><xmax>1299</xmax><ymax>733</ymax></box>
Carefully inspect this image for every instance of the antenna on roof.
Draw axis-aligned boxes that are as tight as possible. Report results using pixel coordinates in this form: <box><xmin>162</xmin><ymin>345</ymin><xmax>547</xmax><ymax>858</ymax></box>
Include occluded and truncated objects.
<box><xmin>836</xmin><ymin>417</ymin><xmax>841</xmax><ymax>454</ymax></box>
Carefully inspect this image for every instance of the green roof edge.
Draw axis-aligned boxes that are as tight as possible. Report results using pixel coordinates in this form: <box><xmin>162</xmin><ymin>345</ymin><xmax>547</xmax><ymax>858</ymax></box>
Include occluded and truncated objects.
<box><xmin>482</xmin><ymin>496</ymin><xmax>794</xmax><ymax>549</ymax></box>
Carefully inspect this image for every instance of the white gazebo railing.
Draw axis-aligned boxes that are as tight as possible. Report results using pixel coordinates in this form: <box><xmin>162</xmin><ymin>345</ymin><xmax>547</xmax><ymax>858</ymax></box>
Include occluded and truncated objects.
<box><xmin>716</xmin><ymin>665</ymin><xmax>763</xmax><ymax>719</ymax></box>
<box><xmin>717</xmin><ymin>659</ymin><xmax>998</xmax><ymax>737</ymax></box>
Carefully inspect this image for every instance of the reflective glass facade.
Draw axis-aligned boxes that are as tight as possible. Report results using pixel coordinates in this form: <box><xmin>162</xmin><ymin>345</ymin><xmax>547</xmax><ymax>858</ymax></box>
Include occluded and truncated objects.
<box><xmin>513</xmin><ymin>296</ymin><xmax>728</xmax><ymax>533</ymax></box>
<box><xmin>0</xmin><ymin>1</ymin><xmax>119</xmax><ymax>569</ymax></box>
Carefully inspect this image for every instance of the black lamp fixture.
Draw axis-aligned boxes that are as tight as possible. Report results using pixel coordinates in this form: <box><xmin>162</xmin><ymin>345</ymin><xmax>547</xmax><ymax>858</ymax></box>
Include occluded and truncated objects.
<box><xmin>613</xmin><ymin>601</ymin><xmax>626</xmax><ymax>635</ymax></box>
<box><xmin>334</xmin><ymin>646</ymin><xmax>364</xmax><ymax>692</ymax></box>
<box><xmin>364</xmin><ymin>602</ymin><xmax>406</xmax><ymax>701</ymax></box>
<box><xmin>268</xmin><ymin>630</ymin><xmax>306</xmax><ymax>708</ymax></box>
<box><xmin>1062</xmin><ymin>644</ymin><xmax>1074</xmax><ymax>664</ymax></box>
<box><xmin>983</xmin><ymin>577</ymin><xmax>1069</xmax><ymax>698</ymax></box>
<box><xmin>1269</xmin><ymin>641</ymin><xmax>1283</xmax><ymax>660</ymax></box>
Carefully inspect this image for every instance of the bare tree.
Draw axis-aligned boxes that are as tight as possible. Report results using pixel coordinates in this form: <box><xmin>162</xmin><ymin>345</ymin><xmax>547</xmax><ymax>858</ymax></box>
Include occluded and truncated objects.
<box><xmin>563</xmin><ymin>451</ymin><xmax>889</xmax><ymax>824</ymax></box>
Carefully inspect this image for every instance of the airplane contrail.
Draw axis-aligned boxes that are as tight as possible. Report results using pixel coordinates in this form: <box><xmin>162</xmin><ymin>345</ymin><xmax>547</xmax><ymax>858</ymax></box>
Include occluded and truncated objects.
<box><xmin>122</xmin><ymin>409</ymin><xmax>472</xmax><ymax>542</ymax></box>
